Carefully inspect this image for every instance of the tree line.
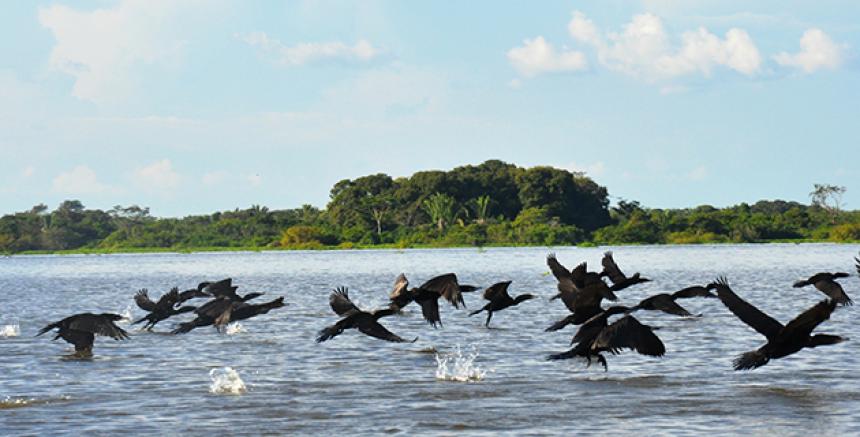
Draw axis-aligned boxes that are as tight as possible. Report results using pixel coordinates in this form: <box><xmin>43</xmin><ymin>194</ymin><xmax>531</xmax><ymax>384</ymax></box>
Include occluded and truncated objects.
<box><xmin>0</xmin><ymin>161</ymin><xmax>857</xmax><ymax>253</ymax></box>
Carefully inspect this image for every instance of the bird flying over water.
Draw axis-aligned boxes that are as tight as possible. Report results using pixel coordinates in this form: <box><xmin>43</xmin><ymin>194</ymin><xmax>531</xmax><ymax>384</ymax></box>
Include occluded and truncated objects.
<box><xmin>630</xmin><ymin>285</ymin><xmax>717</xmax><ymax>317</ymax></box>
<box><xmin>37</xmin><ymin>313</ymin><xmax>129</xmax><ymax>356</ymax></box>
<box><xmin>600</xmin><ymin>251</ymin><xmax>651</xmax><ymax>292</ymax></box>
<box><xmin>468</xmin><ymin>281</ymin><xmax>535</xmax><ymax>327</ymax></box>
<box><xmin>318</xmin><ymin>287</ymin><xmax>416</xmax><ymax>343</ymax></box>
<box><xmin>171</xmin><ymin>296</ymin><xmax>285</xmax><ymax>334</ymax></box>
<box><xmin>793</xmin><ymin>272</ymin><xmax>852</xmax><ymax>306</ymax></box>
<box><xmin>133</xmin><ymin>288</ymin><xmax>196</xmax><ymax>331</ymax></box>
<box><xmin>711</xmin><ymin>276</ymin><xmax>846</xmax><ymax>370</ymax></box>
<box><xmin>388</xmin><ymin>273</ymin><xmax>477</xmax><ymax>328</ymax></box>
<box><xmin>545</xmin><ymin>254</ymin><xmax>617</xmax><ymax>332</ymax></box>
<box><xmin>546</xmin><ymin>306</ymin><xmax>665</xmax><ymax>371</ymax></box>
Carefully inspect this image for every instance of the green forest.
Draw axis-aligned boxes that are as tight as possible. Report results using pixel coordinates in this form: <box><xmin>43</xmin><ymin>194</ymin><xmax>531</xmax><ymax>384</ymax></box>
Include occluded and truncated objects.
<box><xmin>1</xmin><ymin>160</ymin><xmax>858</xmax><ymax>254</ymax></box>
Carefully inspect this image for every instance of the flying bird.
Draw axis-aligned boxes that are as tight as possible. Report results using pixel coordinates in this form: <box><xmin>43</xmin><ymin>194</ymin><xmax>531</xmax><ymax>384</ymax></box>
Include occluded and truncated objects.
<box><xmin>318</xmin><ymin>287</ymin><xmax>416</xmax><ymax>343</ymax></box>
<box><xmin>545</xmin><ymin>254</ymin><xmax>618</xmax><ymax>332</ymax></box>
<box><xmin>388</xmin><ymin>273</ymin><xmax>476</xmax><ymax>328</ymax></box>
<box><xmin>468</xmin><ymin>281</ymin><xmax>535</xmax><ymax>327</ymax></box>
<box><xmin>630</xmin><ymin>285</ymin><xmax>717</xmax><ymax>317</ymax></box>
<box><xmin>37</xmin><ymin>313</ymin><xmax>129</xmax><ymax>356</ymax></box>
<box><xmin>133</xmin><ymin>288</ymin><xmax>196</xmax><ymax>331</ymax></box>
<box><xmin>600</xmin><ymin>251</ymin><xmax>651</xmax><ymax>292</ymax></box>
<box><xmin>711</xmin><ymin>276</ymin><xmax>846</xmax><ymax>370</ymax></box>
<box><xmin>172</xmin><ymin>296</ymin><xmax>286</xmax><ymax>334</ymax></box>
<box><xmin>793</xmin><ymin>272</ymin><xmax>852</xmax><ymax>306</ymax></box>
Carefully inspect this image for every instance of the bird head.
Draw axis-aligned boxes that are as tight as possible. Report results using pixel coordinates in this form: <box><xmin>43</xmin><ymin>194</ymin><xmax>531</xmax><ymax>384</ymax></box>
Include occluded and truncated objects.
<box><xmin>515</xmin><ymin>294</ymin><xmax>536</xmax><ymax>303</ymax></box>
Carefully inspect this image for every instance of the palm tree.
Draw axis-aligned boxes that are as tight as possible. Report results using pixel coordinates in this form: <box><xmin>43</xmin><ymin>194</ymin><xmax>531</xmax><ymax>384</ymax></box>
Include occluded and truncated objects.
<box><xmin>422</xmin><ymin>193</ymin><xmax>457</xmax><ymax>231</ymax></box>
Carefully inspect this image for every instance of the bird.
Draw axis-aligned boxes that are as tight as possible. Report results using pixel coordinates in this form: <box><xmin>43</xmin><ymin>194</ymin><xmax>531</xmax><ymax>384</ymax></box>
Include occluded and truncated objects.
<box><xmin>793</xmin><ymin>272</ymin><xmax>852</xmax><ymax>305</ymax></box>
<box><xmin>37</xmin><ymin>313</ymin><xmax>129</xmax><ymax>356</ymax></box>
<box><xmin>546</xmin><ymin>306</ymin><xmax>665</xmax><ymax>371</ymax></box>
<box><xmin>176</xmin><ymin>282</ymin><xmax>211</xmax><ymax>304</ymax></box>
<box><xmin>629</xmin><ymin>285</ymin><xmax>717</xmax><ymax>317</ymax></box>
<box><xmin>710</xmin><ymin>276</ymin><xmax>847</xmax><ymax>370</ymax></box>
<box><xmin>468</xmin><ymin>281</ymin><xmax>535</xmax><ymax>327</ymax></box>
<box><xmin>600</xmin><ymin>251</ymin><xmax>651</xmax><ymax>292</ymax></box>
<box><xmin>317</xmin><ymin>287</ymin><xmax>416</xmax><ymax>343</ymax></box>
<box><xmin>388</xmin><ymin>273</ymin><xmax>476</xmax><ymax>328</ymax></box>
<box><xmin>545</xmin><ymin>254</ymin><xmax>618</xmax><ymax>332</ymax></box>
<box><xmin>171</xmin><ymin>296</ymin><xmax>286</xmax><ymax>334</ymax></box>
<box><xmin>201</xmin><ymin>278</ymin><xmax>265</xmax><ymax>302</ymax></box>
<box><xmin>132</xmin><ymin>288</ymin><xmax>196</xmax><ymax>331</ymax></box>
<box><xmin>855</xmin><ymin>252</ymin><xmax>860</xmax><ymax>276</ymax></box>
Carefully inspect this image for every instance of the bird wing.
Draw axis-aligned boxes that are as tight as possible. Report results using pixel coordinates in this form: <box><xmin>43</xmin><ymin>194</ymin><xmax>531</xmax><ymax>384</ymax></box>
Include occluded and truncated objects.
<box><xmin>483</xmin><ymin>281</ymin><xmax>512</xmax><ymax>301</ymax></box>
<box><xmin>196</xmin><ymin>298</ymin><xmax>233</xmax><ymax>317</ymax></box>
<box><xmin>710</xmin><ymin>277</ymin><xmax>783</xmax><ymax>340</ymax></box>
<box><xmin>781</xmin><ymin>299</ymin><xmax>837</xmax><ymax>339</ymax></box>
<box><xmin>390</xmin><ymin>273</ymin><xmax>409</xmax><ymax>300</ymax></box>
<box><xmin>205</xmin><ymin>278</ymin><xmax>236</xmax><ymax>298</ymax></box>
<box><xmin>855</xmin><ymin>253</ymin><xmax>860</xmax><ymax>276</ymax></box>
<box><xmin>558</xmin><ymin>289</ymin><xmax>579</xmax><ymax>312</ymax></box>
<box><xmin>416</xmin><ymin>297</ymin><xmax>442</xmax><ymax>327</ymax></box>
<box><xmin>134</xmin><ymin>289</ymin><xmax>158</xmax><ymax>312</ymax></box>
<box><xmin>592</xmin><ymin>315</ymin><xmax>665</xmax><ymax>357</ymax></box>
<box><xmin>600</xmin><ymin>251</ymin><xmax>627</xmax><ymax>284</ymax></box>
<box><xmin>156</xmin><ymin>287</ymin><xmax>180</xmax><ymax>309</ymax></box>
<box><xmin>418</xmin><ymin>273</ymin><xmax>464</xmax><ymax>308</ymax></box>
<box><xmin>547</xmin><ymin>254</ymin><xmax>577</xmax><ymax>292</ymax></box>
<box><xmin>68</xmin><ymin>314</ymin><xmax>129</xmax><ymax>340</ymax></box>
<box><xmin>672</xmin><ymin>286</ymin><xmax>716</xmax><ymax>299</ymax></box>
<box><xmin>814</xmin><ymin>280</ymin><xmax>852</xmax><ymax>305</ymax></box>
<box><xmin>330</xmin><ymin>287</ymin><xmax>360</xmax><ymax>315</ymax></box>
<box><xmin>358</xmin><ymin>321</ymin><xmax>414</xmax><ymax>343</ymax></box>
<box><xmin>643</xmin><ymin>295</ymin><xmax>694</xmax><ymax>317</ymax></box>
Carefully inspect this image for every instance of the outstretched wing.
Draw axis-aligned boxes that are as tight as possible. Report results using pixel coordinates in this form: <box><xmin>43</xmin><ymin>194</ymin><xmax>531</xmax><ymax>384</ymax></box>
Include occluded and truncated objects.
<box><xmin>134</xmin><ymin>289</ymin><xmax>158</xmax><ymax>312</ymax></box>
<box><xmin>781</xmin><ymin>299</ymin><xmax>837</xmax><ymax>339</ymax></box>
<box><xmin>358</xmin><ymin>321</ymin><xmax>415</xmax><ymax>343</ymax></box>
<box><xmin>156</xmin><ymin>287</ymin><xmax>180</xmax><ymax>308</ymax></box>
<box><xmin>710</xmin><ymin>277</ymin><xmax>783</xmax><ymax>340</ymax></box>
<box><xmin>483</xmin><ymin>281</ymin><xmax>512</xmax><ymax>301</ymax></box>
<box><xmin>600</xmin><ymin>251</ymin><xmax>627</xmax><ymax>284</ymax></box>
<box><xmin>417</xmin><ymin>298</ymin><xmax>442</xmax><ymax>328</ymax></box>
<box><xmin>672</xmin><ymin>286</ymin><xmax>716</xmax><ymax>299</ymax></box>
<box><xmin>389</xmin><ymin>273</ymin><xmax>409</xmax><ymax>300</ymax></box>
<box><xmin>69</xmin><ymin>314</ymin><xmax>129</xmax><ymax>340</ymax></box>
<box><xmin>418</xmin><ymin>273</ymin><xmax>465</xmax><ymax>308</ymax></box>
<box><xmin>547</xmin><ymin>254</ymin><xmax>577</xmax><ymax>293</ymax></box>
<box><xmin>330</xmin><ymin>287</ymin><xmax>360</xmax><ymax>315</ymax></box>
<box><xmin>592</xmin><ymin>315</ymin><xmax>664</xmax><ymax>357</ymax></box>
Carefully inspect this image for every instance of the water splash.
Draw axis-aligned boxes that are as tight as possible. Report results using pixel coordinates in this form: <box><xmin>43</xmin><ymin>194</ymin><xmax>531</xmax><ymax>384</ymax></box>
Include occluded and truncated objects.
<box><xmin>224</xmin><ymin>322</ymin><xmax>245</xmax><ymax>335</ymax></box>
<box><xmin>435</xmin><ymin>345</ymin><xmax>486</xmax><ymax>382</ymax></box>
<box><xmin>117</xmin><ymin>305</ymin><xmax>134</xmax><ymax>324</ymax></box>
<box><xmin>209</xmin><ymin>367</ymin><xmax>247</xmax><ymax>395</ymax></box>
<box><xmin>0</xmin><ymin>323</ymin><xmax>20</xmax><ymax>337</ymax></box>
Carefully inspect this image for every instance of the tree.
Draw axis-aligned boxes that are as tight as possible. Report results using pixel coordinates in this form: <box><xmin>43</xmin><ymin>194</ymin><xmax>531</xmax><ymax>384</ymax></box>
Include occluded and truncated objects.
<box><xmin>422</xmin><ymin>193</ymin><xmax>457</xmax><ymax>231</ymax></box>
<box><xmin>472</xmin><ymin>195</ymin><xmax>491</xmax><ymax>224</ymax></box>
<box><xmin>809</xmin><ymin>184</ymin><xmax>846</xmax><ymax>222</ymax></box>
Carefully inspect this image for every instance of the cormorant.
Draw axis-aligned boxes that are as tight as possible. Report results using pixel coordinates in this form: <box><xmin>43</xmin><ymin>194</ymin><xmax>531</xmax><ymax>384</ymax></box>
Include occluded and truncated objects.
<box><xmin>546</xmin><ymin>254</ymin><xmax>606</xmax><ymax>301</ymax></box>
<box><xmin>468</xmin><ymin>281</ymin><xmax>535</xmax><ymax>327</ymax></box>
<box><xmin>630</xmin><ymin>285</ymin><xmax>717</xmax><ymax>317</ymax></box>
<box><xmin>171</xmin><ymin>296</ymin><xmax>286</xmax><ymax>334</ymax></box>
<box><xmin>546</xmin><ymin>306</ymin><xmax>665</xmax><ymax>370</ymax></box>
<box><xmin>600</xmin><ymin>251</ymin><xmax>651</xmax><ymax>292</ymax></box>
<box><xmin>710</xmin><ymin>276</ymin><xmax>847</xmax><ymax>370</ymax></box>
<box><xmin>176</xmin><ymin>282</ymin><xmax>211</xmax><ymax>303</ymax></box>
<box><xmin>133</xmin><ymin>288</ymin><xmax>196</xmax><ymax>331</ymax></box>
<box><xmin>793</xmin><ymin>272</ymin><xmax>852</xmax><ymax>306</ymax></box>
<box><xmin>37</xmin><ymin>313</ymin><xmax>129</xmax><ymax>356</ymax></box>
<box><xmin>545</xmin><ymin>254</ymin><xmax>617</xmax><ymax>332</ymax></box>
<box><xmin>855</xmin><ymin>252</ymin><xmax>860</xmax><ymax>276</ymax></box>
<box><xmin>317</xmin><ymin>287</ymin><xmax>416</xmax><ymax>343</ymax></box>
<box><xmin>388</xmin><ymin>273</ymin><xmax>476</xmax><ymax>328</ymax></box>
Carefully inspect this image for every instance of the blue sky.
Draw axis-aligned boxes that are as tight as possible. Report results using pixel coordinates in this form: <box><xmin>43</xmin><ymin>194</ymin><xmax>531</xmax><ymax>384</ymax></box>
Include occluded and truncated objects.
<box><xmin>1</xmin><ymin>0</ymin><xmax>858</xmax><ymax>216</ymax></box>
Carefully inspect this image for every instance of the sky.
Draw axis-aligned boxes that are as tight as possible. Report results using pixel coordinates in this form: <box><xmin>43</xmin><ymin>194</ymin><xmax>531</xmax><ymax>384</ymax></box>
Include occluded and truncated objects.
<box><xmin>1</xmin><ymin>0</ymin><xmax>858</xmax><ymax>217</ymax></box>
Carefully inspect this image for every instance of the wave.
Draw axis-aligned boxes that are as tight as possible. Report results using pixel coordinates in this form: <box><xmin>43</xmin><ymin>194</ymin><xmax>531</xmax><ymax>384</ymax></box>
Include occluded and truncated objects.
<box><xmin>209</xmin><ymin>367</ymin><xmax>247</xmax><ymax>395</ymax></box>
<box><xmin>435</xmin><ymin>345</ymin><xmax>486</xmax><ymax>382</ymax></box>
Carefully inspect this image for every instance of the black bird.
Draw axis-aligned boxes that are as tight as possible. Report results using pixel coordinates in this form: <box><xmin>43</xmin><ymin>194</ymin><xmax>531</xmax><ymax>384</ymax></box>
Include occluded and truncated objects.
<box><xmin>793</xmin><ymin>272</ymin><xmax>852</xmax><ymax>305</ymax></box>
<box><xmin>176</xmin><ymin>282</ymin><xmax>211</xmax><ymax>304</ymax></box>
<box><xmin>172</xmin><ymin>296</ymin><xmax>286</xmax><ymax>334</ymax></box>
<box><xmin>388</xmin><ymin>273</ymin><xmax>476</xmax><ymax>328</ymax></box>
<box><xmin>133</xmin><ymin>288</ymin><xmax>196</xmax><ymax>331</ymax></box>
<box><xmin>710</xmin><ymin>277</ymin><xmax>846</xmax><ymax>370</ymax></box>
<box><xmin>630</xmin><ymin>285</ymin><xmax>717</xmax><ymax>317</ymax></box>
<box><xmin>468</xmin><ymin>281</ymin><xmax>535</xmax><ymax>327</ymax></box>
<box><xmin>199</xmin><ymin>278</ymin><xmax>265</xmax><ymax>302</ymax></box>
<box><xmin>546</xmin><ymin>254</ymin><xmax>618</xmax><ymax>332</ymax></box>
<box><xmin>600</xmin><ymin>251</ymin><xmax>651</xmax><ymax>292</ymax></box>
<box><xmin>547</xmin><ymin>306</ymin><xmax>665</xmax><ymax>371</ymax></box>
<box><xmin>317</xmin><ymin>287</ymin><xmax>416</xmax><ymax>343</ymax></box>
<box><xmin>37</xmin><ymin>313</ymin><xmax>129</xmax><ymax>356</ymax></box>
<box><xmin>855</xmin><ymin>252</ymin><xmax>860</xmax><ymax>276</ymax></box>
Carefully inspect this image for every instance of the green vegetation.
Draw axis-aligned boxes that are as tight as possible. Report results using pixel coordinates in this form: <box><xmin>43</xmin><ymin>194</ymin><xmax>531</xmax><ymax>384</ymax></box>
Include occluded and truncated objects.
<box><xmin>1</xmin><ymin>161</ymin><xmax>857</xmax><ymax>255</ymax></box>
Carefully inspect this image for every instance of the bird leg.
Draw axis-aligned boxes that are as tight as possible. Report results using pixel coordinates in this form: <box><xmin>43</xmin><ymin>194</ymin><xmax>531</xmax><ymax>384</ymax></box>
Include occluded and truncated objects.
<box><xmin>597</xmin><ymin>354</ymin><xmax>608</xmax><ymax>372</ymax></box>
<box><xmin>485</xmin><ymin>311</ymin><xmax>493</xmax><ymax>328</ymax></box>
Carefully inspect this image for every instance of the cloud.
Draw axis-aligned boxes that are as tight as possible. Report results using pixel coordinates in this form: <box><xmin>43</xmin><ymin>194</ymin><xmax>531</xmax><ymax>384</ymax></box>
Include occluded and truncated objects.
<box><xmin>52</xmin><ymin>165</ymin><xmax>114</xmax><ymax>194</ymax></box>
<box><xmin>567</xmin><ymin>11</ymin><xmax>761</xmax><ymax>80</ymax></box>
<box><xmin>507</xmin><ymin>36</ymin><xmax>588</xmax><ymax>77</ymax></box>
<box><xmin>38</xmin><ymin>0</ymin><xmax>189</xmax><ymax>104</ymax></box>
<box><xmin>133</xmin><ymin>159</ymin><xmax>181</xmax><ymax>193</ymax></box>
<box><xmin>774</xmin><ymin>28</ymin><xmax>844</xmax><ymax>73</ymax></box>
<box><xmin>238</xmin><ymin>32</ymin><xmax>382</xmax><ymax>66</ymax></box>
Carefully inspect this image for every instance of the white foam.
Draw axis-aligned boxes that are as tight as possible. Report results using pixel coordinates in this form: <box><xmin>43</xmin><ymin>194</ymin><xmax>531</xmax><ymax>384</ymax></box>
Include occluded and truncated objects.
<box><xmin>0</xmin><ymin>324</ymin><xmax>20</xmax><ymax>337</ymax></box>
<box><xmin>224</xmin><ymin>322</ymin><xmax>245</xmax><ymax>335</ymax></box>
<box><xmin>435</xmin><ymin>345</ymin><xmax>486</xmax><ymax>382</ymax></box>
<box><xmin>209</xmin><ymin>367</ymin><xmax>247</xmax><ymax>395</ymax></box>
<box><xmin>118</xmin><ymin>305</ymin><xmax>134</xmax><ymax>324</ymax></box>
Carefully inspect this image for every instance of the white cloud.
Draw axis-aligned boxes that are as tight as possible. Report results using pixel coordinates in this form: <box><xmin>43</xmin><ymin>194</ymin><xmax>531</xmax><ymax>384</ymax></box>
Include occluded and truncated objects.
<box><xmin>52</xmin><ymin>165</ymin><xmax>113</xmax><ymax>194</ymax></box>
<box><xmin>774</xmin><ymin>28</ymin><xmax>844</xmax><ymax>73</ymax></box>
<box><xmin>247</xmin><ymin>173</ymin><xmax>263</xmax><ymax>187</ymax></box>
<box><xmin>133</xmin><ymin>159</ymin><xmax>181</xmax><ymax>193</ymax></box>
<box><xmin>38</xmin><ymin>0</ymin><xmax>189</xmax><ymax>103</ymax></box>
<box><xmin>238</xmin><ymin>32</ymin><xmax>382</xmax><ymax>66</ymax></box>
<box><xmin>567</xmin><ymin>11</ymin><xmax>761</xmax><ymax>80</ymax></box>
<box><xmin>507</xmin><ymin>36</ymin><xmax>588</xmax><ymax>77</ymax></box>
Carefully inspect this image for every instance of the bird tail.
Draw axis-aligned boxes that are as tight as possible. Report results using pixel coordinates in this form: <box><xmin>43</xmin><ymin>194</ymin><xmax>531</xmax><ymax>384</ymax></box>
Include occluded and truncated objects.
<box><xmin>316</xmin><ymin>326</ymin><xmax>342</xmax><ymax>343</ymax></box>
<box><xmin>792</xmin><ymin>280</ymin><xmax>810</xmax><ymax>288</ymax></box>
<box><xmin>545</xmin><ymin>314</ymin><xmax>574</xmax><ymax>332</ymax></box>
<box><xmin>36</xmin><ymin>322</ymin><xmax>60</xmax><ymax>337</ymax></box>
<box><xmin>733</xmin><ymin>350</ymin><xmax>769</xmax><ymax>370</ymax></box>
<box><xmin>459</xmin><ymin>285</ymin><xmax>479</xmax><ymax>292</ymax></box>
<box><xmin>549</xmin><ymin>292</ymin><xmax>562</xmax><ymax>301</ymax></box>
